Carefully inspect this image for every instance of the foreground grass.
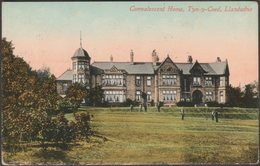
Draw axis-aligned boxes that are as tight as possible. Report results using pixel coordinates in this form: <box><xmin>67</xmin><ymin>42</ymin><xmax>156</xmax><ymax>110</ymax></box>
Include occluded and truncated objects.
<box><xmin>3</xmin><ymin>107</ymin><xmax>259</xmax><ymax>164</ymax></box>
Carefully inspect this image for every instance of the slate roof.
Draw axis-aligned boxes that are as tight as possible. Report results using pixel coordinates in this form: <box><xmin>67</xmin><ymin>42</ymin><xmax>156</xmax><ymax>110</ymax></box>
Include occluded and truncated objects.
<box><xmin>91</xmin><ymin>62</ymin><xmax>155</xmax><ymax>74</ymax></box>
<box><xmin>57</xmin><ymin>69</ymin><xmax>73</xmax><ymax>81</ymax></box>
<box><xmin>57</xmin><ymin>60</ymin><xmax>228</xmax><ymax>81</ymax></box>
<box><xmin>72</xmin><ymin>47</ymin><xmax>91</xmax><ymax>59</ymax></box>
<box><xmin>176</xmin><ymin>62</ymin><xmax>227</xmax><ymax>75</ymax></box>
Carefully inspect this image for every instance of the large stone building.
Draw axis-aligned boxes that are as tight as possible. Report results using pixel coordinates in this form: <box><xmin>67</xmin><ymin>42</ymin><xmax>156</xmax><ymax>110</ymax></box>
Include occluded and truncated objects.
<box><xmin>57</xmin><ymin>45</ymin><xmax>230</xmax><ymax>106</ymax></box>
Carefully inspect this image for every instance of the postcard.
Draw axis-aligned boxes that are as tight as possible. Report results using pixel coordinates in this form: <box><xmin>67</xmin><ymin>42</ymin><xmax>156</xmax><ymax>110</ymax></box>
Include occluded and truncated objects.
<box><xmin>2</xmin><ymin>1</ymin><xmax>259</xmax><ymax>165</ymax></box>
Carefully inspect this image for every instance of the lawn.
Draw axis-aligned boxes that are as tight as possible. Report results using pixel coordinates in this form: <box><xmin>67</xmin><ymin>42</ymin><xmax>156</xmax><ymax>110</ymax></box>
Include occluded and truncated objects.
<box><xmin>3</xmin><ymin>107</ymin><xmax>259</xmax><ymax>164</ymax></box>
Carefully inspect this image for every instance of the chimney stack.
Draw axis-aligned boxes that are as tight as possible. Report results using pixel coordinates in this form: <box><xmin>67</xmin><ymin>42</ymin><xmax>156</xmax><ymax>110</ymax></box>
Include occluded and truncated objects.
<box><xmin>187</xmin><ymin>55</ymin><xmax>193</xmax><ymax>63</ymax></box>
<box><xmin>110</xmin><ymin>55</ymin><xmax>113</xmax><ymax>62</ymax></box>
<box><xmin>130</xmin><ymin>49</ymin><xmax>134</xmax><ymax>64</ymax></box>
<box><xmin>216</xmin><ymin>57</ymin><xmax>221</xmax><ymax>62</ymax></box>
<box><xmin>152</xmin><ymin>49</ymin><xmax>158</xmax><ymax>65</ymax></box>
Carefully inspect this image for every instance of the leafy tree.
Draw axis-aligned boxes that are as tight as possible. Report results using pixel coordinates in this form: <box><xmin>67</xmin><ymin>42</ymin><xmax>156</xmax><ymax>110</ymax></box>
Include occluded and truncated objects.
<box><xmin>227</xmin><ymin>84</ymin><xmax>242</xmax><ymax>107</ymax></box>
<box><xmin>241</xmin><ymin>83</ymin><xmax>258</xmax><ymax>108</ymax></box>
<box><xmin>2</xmin><ymin>38</ymin><xmax>47</xmax><ymax>149</ymax></box>
<box><xmin>2</xmin><ymin>38</ymin><xmax>95</xmax><ymax>153</ymax></box>
<box><xmin>88</xmin><ymin>85</ymin><xmax>104</xmax><ymax>106</ymax></box>
<box><xmin>65</xmin><ymin>83</ymin><xmax>88</xmax><ymax>108</ymax></box>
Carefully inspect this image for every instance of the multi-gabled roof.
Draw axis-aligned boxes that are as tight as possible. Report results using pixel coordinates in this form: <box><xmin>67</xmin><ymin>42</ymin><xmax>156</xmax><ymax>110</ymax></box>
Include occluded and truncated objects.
<box><xmin>91</xmin><ymin>57</ymin><xmax>229</xmax><ymax>76</ymax></box>
<box><xmin>57</xmin><ymin>56</ymin><xmax>229</xmax><ymax>81</ymax></box>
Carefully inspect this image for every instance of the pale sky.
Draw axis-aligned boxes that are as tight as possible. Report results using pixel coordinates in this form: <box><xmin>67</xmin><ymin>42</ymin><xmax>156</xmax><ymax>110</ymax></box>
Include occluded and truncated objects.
<box><xmin>2</xmin><ymin>1</ymin><xmax>258</xmax><ymax>86</ymax></box>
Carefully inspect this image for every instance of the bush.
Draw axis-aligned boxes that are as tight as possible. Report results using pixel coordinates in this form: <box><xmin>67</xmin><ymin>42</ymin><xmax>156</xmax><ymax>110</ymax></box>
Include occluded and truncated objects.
<box><xmin>206</xmin><ymin>101</ymin><xmax>219</xmax><ymax>107</ymax></box>
<box><xmin>74</xmin><ymin>112</ymin><xmax>92</xmax><ymax>140</ymax></box>
<box><xmin>39</xmin><ymin>112</ymin><xmax>92</xmax><ymax>148</ymax></box>
<box><xmin>159</xmin><ymin>101</ymin><xmax>164</xmax><ymax>107</ymax></box>
<box><xmin>150</xmin><ymin>100</ymin><xmax>155</xmax><ymax>106</ymax></box>
<box><xmin>176</xmin><ymin>101</ymin><xmax>194</xmax><ymax>107</ymax></box>
<box><xmin>120</xmin><ymin>98</ymin><xmax>139</xmax><ymax>107</ymax></box>
<box><xmin>58</xmin><ymin>99</ymin><xmax>78</xmax><ymax>113</ymax></box>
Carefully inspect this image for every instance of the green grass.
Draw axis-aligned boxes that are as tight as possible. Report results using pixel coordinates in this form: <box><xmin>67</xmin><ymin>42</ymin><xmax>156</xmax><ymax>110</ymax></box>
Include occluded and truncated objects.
<box><xmin>3</xmin><ymin>107</ymin><xmax>259</xmax><ymax>164</ymax></box>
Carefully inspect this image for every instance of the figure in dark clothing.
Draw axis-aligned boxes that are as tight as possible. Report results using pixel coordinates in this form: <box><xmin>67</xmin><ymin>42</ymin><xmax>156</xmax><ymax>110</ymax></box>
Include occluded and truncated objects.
<box><xmin>181</xmin><ymin>107</ymin><xmax>185</xmax><ymax>120</ymax></box>
<box><xmin>215</xmin><ymin>111</ymin><xmax>219</xmax><ymax>122</ymax></box>
<box><xmin>156</xmin><ymin>102</ymin><xmax>161</xmax><ymax>112</ymax></box>
<box><xmin>144</xmin><ymin>103</ymin><xmax>147</xmax><ymax>112</ymax></box>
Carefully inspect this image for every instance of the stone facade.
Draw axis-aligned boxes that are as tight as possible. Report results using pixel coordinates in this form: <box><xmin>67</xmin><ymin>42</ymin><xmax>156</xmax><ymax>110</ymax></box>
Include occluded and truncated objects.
<box><xmin>57</xmin><ymin>47</ymin><xmax>230</xmax><ymax>105</ymax></box>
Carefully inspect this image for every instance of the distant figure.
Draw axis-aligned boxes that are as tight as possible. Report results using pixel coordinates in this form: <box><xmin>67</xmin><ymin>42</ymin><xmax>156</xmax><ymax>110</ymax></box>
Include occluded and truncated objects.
<box><xmin>130</xmin><ymin>104</ymin><xmax>133</xmax><ymax>112</ymax></box>
<box><xmin>156</xmin><ymin>102</ymin><xmax>161</xmax><ymax>112</ymax></box>
<box><xmin>215</xmin><ymin>111</ymin><xmax>219</xmax><ymax>122</ymax></box>
<box><xmin>139</xmin><ymin>103</ymin><xmax>143</xmax><ymax>112</ymax></box>
<box><xmin>211</xmin><ymin>111</ymin><xmax>215</xmax><ymax>120</ymax></box>
<box><xmin>144</xmin><ymin>103</ymin><xmax>147</xmax><ymax>112</ymax></box>
<box><xmin>181</xmin><ymin>107</ymin><xmax>185</xmax><ymax>120</ymax></box>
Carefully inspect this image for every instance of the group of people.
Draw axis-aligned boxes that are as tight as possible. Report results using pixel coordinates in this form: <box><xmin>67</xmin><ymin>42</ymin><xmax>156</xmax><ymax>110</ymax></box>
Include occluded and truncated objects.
<box><xmin>130</xmin><ymin>104</ymin><xmax>220</xmax><ymax>123</ymax></box>
<box><xmin>130</xmin><ymin>102</ymin><xmax>162</xmax><ymax>112</ymax></box>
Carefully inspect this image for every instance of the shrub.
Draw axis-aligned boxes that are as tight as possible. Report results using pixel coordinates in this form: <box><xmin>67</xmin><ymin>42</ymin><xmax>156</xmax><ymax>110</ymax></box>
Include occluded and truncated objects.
<box><xmin>58</xmin><ymin>99</ymin><xmax>78</xmax><ymax>113</ymax></box>
<box><xmin>176</xmin><ymin>101</ymin><xmax>194</xmax><ymax>107</ymax></box>
<box><xmin>74</xmin><ymin>112</ymin><xmax>92</xmax><ymax>140</ymax></box>
<box><xmin>120</xmin><ymin>98</ymin><xmax>140</xmax><ymax>107</ymax></box>
<box><xmin>150</xmin><ymin>99</ymin><xmax>155</xmax><ymax>106</ymax></box>
<box><xmin>206</xmin><ymin>101</ymin><xmax>219</xmax><ymax>107</ymax></box>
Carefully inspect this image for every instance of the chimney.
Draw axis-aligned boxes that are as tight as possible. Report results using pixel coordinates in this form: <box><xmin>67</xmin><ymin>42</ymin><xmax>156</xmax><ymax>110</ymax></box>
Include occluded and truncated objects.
<box><xmin>187</xmin><ymin>55</ymin><xmax>193</xmax><ymax>63</ymax></box>
<box><xmin>110</xmin><ymin>55</ymin><xmax>113</xmax><ymax>62</ymax></box>
<box><xmin>216</xmin><ymin>57</ymin><xmax>221</xmax><ymax>62</ymax></box>
<box><xmin>152</xmin><ymin>49</ymin><xmax>158</xmax><ymax>65</ymax></box>
<box><xmin>130</xmin><ymin>49</ymin><xmax>134</xmax><ymax>64</ymax></box>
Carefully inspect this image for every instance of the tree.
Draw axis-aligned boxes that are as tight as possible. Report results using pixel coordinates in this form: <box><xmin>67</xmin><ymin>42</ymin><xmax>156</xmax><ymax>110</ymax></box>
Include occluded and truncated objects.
<box><xmin>2</xmin><ymin>38</ymin><xmax>95</xmax><ymax>154</ymax></box>
<box><xmin>88</xmin><ymin>85</ymin><xmax>104</xmax><ymax>106</ymax></box>
<box><xmin>241</xmin><ymin>83</ymin><xmax>258</xmax><ymax>108</ymax></box>
<box><xmin>65</xmin><ymin>83</ymin><xmax>87</xmax><ymax>108</ymax></box>
<box><xmin>226</xmin><ymin>84</ymin><xmax>242</xmax><ymax>107</ymax></box>
<box><xmin>2</xmin><ymin>38</ymin><xmax>48</xmax><ymax>149</ymax></box>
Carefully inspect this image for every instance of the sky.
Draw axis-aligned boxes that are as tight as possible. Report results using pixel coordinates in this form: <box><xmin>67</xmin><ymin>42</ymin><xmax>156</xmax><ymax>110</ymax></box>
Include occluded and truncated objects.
<box><xmin>2</xmin><ymin>1</ymin><xmax>258</xmax><ymax>87</ymax></box>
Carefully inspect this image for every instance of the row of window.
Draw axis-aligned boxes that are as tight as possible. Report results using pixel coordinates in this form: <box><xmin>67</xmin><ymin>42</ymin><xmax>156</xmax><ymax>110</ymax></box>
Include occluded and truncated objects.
<box><xmin>72</xmin><ymin>61</ymin><xmax>89</xmax><ymax>70</ymax></box>
<box><xmin>162</xmin><ymin>74</ymin><xmax>177</xmax><ymax>86</ymax></box>
<box><xmin>102</xmin><ymin>90</ymin><xmax>224</xmax><ymax>103</ymax></box>
<box><xmin>135</xmin><ymin>90</ymin><xmax>152</xmax><ymax>101</ymax></box>
<box><xmin>73</xmin><ymin>74</ymin><xmax>89</xmax><ymax>84</ymax></box>
<box><xmin>193</xmin><ymin>77</ymin><xmax>225</xmax><ymax>86</ymax></box>
<box><xmin>103</xmin><ymin>75</ymin><xmax>124</xmax><ymax>79</ymax></box>
<box><xmin>100</xmin><ymin>75</ymin><xmax>225</xmax><ymax>87</ymax></box>
<box><xmin>104</xmin><ymin>90</ymin><xmax>125</xmax><ymax>102</ymax></box>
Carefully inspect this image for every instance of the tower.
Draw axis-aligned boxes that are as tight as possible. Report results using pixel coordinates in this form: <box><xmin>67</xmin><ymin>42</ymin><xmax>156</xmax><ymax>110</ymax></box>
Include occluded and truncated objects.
<box><xmin>71</xmin><ymin>33</ymin><xmax>91</xmax><ymax>88</ymax></box>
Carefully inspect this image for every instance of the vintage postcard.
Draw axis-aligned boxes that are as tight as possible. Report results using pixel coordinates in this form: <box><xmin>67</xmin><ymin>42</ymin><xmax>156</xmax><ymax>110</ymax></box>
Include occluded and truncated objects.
<box><xmin>2</xmin><ymin>1</ymin><xmax>259</xmax><ymax>165</ymax></box>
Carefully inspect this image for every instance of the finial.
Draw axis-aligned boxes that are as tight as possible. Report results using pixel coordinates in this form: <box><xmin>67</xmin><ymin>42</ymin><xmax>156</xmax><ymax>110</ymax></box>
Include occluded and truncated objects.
<box><xmin>80</xmin><ymin>31</ymin><xmax>82</xmax><ymax>48</ymax></box>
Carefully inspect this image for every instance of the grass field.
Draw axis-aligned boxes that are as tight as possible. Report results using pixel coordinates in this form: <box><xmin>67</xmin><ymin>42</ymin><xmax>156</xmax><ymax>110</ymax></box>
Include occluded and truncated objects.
<box><xmin>3</xmin><ymin>107</ymin><xmax>259</xmax><ymax>164</ymax></box>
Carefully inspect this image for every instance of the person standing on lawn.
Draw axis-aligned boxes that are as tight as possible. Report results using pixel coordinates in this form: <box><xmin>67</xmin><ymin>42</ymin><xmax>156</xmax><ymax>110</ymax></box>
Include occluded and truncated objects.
<box><xmin>181</xmin><ymin>107</ymin><xmax>185</xmax><ymax>120</ymax></box>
